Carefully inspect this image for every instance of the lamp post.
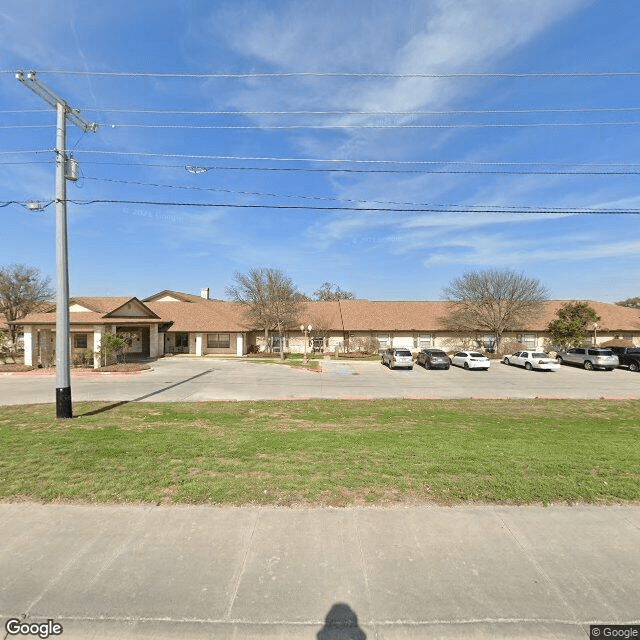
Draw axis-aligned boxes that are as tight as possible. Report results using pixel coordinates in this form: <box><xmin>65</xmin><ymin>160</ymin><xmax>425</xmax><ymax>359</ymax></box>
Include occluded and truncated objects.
<box><xmin>16</xmin><ymin>70</ymin><xmax>98</xmax><ymax>419</ymax></box>
<box><xmin>300</xmin><ymin>324</ymin><xmax>312</xmax><ymax>363</ymax></box>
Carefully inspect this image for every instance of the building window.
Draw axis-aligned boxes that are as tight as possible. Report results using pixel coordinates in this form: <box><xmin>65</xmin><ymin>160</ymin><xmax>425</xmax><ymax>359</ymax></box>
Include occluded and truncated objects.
<box><xmin>207</xmin><ymin>333</ymin><xmax>230</xmax><ymax>349</ymax></box>
<box><xmin>480</xmin><ymin>335</ymin><xmax>496</xmax><ymax>352</ymax></box>
<box><xmin>377</xmin><ymin>334</ymin><xmax>390</xmax><ymax>348</ymax></box>
<box><xmin>523</xmin><ymin>334</ymin><xmax>536</xmax><ymax>349</ymax></box>
<box><xmin>74</xmin><ymin>334</ymin><xmax>87</xmax><ymax>349</ymax></box>
<box><xmin>418</xmin><ymin>334</ymin><xmax>433</xmax><ymax>348</ymax></box>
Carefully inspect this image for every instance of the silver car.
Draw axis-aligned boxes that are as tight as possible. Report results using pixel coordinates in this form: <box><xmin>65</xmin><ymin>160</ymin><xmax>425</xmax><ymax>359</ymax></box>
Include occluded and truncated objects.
<box><xmin>381</xmin><ymin>348</ymin><xmax>414</xmax><ymax>370</ymax></box>
<box><xmin>556</xmin><ymin>348</ymin><xmax>619</xmax><ymax>371</ymax></box>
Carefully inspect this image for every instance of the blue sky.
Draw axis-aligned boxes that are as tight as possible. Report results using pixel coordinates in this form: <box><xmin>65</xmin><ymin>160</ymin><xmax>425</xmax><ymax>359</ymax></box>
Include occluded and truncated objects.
<box><xmin>2</xmin><ymin>0</ymin><xmax>640</xmax><ymax>302</ymax></box>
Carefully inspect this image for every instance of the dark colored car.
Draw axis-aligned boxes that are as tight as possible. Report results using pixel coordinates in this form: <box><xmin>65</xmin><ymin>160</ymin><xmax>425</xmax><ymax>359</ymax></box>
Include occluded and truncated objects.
<box><xmin>607</xmin><ymin>346</ymin><xmax>640</xmax><ymax>372</ymax></box>
<box><xmin>415</xmin><ymin>348</ymin><xmax>450</xmax><ymax>370</ymax></box>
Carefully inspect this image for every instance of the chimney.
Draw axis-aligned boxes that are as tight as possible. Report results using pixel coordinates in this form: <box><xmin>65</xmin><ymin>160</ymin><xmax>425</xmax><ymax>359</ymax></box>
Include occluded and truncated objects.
<box><xmin>200</xmin><ymin>287</ymin><xmax>210</xmax><ymax>300</ymax></box>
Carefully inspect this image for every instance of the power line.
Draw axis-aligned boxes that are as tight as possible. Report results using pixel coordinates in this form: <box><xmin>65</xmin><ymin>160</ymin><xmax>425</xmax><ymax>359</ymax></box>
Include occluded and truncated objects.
<box><xmin>85</xmin><ymin>165</ymin><xmax>640</xmax><ymax>176</ymax></box>
<box><xmin>5</xmin><ymin>196</ymin><xmax>639</xmax><ymax>215</ymax></box>
<box><xmin>0</xmin><ymin>149</ymin><xmax>52</xmax><ymax>155</ymax></box>
<box><xmin>68</xmin><ymin>150</ymin><xmax>640</xmax><ymax>166</ymax></box>
<box><xmin>81</xmin><ymin>120</ymin><xmax>640</xmax><ymax>130</ymax></box>
<box><xmin>81</xmin><ymin>176</ymin><xmax>640</xmax><ymax>209</ymax></box>
<box><xmin>6</xmin><ymin>69</ymin><xmax>640</xmax><ymax>78</ymax></box>
<box><xmin>52</xmin><ymin>198</ymin><xmax>640</xmax><ymax>214</ymax></box>
<box><xmin>8</xmin><ymin>106</ymin><xmax>640</xmax><ymax>116</ymax></box>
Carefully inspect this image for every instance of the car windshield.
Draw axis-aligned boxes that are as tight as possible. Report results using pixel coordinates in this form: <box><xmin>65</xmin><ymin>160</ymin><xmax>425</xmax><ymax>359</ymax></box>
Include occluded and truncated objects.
<box><xmin>532</xmin><ymin>353</ymin><xmax>548</xmax><ymax>358</ymax></box>
<box><xmin>396</xmin><ymin>350</ymin><xmax>411</xmax><ymax>356</ymax></box>
<box><xmin>469</xmin><ymin>352</ymin><xmax>484</xmax><ymax>358</ymax></box>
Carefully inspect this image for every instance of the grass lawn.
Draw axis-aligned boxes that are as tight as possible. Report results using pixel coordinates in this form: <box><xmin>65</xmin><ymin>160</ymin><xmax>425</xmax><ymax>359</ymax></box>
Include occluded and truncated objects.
<box><xmin>0</xmin><ymin>399</ymin><xmax>638</xmax><ymax>506</ymax></box>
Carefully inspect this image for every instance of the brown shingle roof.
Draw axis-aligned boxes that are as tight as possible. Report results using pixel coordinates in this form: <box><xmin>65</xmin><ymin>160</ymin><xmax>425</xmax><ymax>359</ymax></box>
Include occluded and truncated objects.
<box><xmin>145</xmin><ymin>299</ymin><xmax>247</xmax><ymax>332</ymax></box>
<box><xmin>13</xmin><ymin>297</ymin><xmax>163</xmax><ymax>326</ymax></box>
<box><xmin>9</xmin><ymin>292</ymin><xmax>640</xmax><ymax>334</ymax></box>
<box><xmin>521</xmin><ymin>300</ymin><xmax>640</xmax><ymax>332</ymax></box>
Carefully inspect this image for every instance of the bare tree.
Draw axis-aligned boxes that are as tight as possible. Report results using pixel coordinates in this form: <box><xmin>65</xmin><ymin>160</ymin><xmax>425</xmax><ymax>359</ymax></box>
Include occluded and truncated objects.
<box><xmin>226</xmin><ymin>268</ymin><xmax>306</xmax><ymax>360</ymax></box>
<box><xmin>0</xmin><ymin>263</ymin><xmax>53</xmax><ymax>344</ymax></box>
<box><xmin>442</xmin><ymin>269</ymin><xmax>549</xmax><ymax>353</ymax></box>
<box><xmin>615</xmin><ymin>296</ymin><xmax>640</xmax><ymax>308</ymax></box>
<box><xmin>313</xmin><ymin>282</ymin><xmax>356</xmax><ymax>301</ymax></box>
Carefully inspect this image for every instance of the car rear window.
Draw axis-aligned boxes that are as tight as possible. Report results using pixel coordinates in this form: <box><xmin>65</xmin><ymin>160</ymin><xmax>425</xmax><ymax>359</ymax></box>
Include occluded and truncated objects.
<box><xmin>395</xmin><ymin>350</ymin><xmax>412</xmax><ymax>356</ymax></box>
<box><xmin>532</xmin><ymin>353</ymin><xmax>548</xmax><ymax>358</ymax></box>
<box><xmin>588</xmin><ymin>349</ymin><xmax>614</xmax><ymax>356</ymax></box>
<box><xmin>429</xmin><ymin>351</ymin><xmax>447</xmax><ymax>356</ymax></box>
<box><xmin>469</xmin><ymin>352</ymin><xmax>484</xmax><ymax>357</ymax></box>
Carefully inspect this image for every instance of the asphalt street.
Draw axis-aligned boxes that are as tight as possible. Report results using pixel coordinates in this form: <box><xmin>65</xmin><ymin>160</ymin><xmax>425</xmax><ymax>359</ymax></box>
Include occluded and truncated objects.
<box><xmin>1</xmin><ymin>356</ymin><xmax>639</xmax><ymax>405</ymax></box>
<box><xmin>1</xmin><ymin>503</ymin><xmax>638</xmax><ymax>639</ymax></box>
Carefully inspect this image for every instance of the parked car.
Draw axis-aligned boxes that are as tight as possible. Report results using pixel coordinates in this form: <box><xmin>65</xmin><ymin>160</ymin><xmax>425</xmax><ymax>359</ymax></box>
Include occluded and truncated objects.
<box><xmin>381</xmin><ymin>348</ymin><xmax>413</xmax><ymax>369</ymax></box>
<box><xmin>450</xmin><ymin>351</ymin><xmax>490</xmax><ymax>370</ymax></box>
<box><xmin>607</xmin><ymin>346</ymin><xmax>640</xmax><ymax>372</ymax></box>
<box><xmin>416</xmin><ymin>348</ymin><xmax>450</xmax><ymax>370</ymax></box>
<box><xmin>556</xmin><ymin>348</ymin><xmax>619</xmax><ymax>371</ymax></box>
<box><xmin>501</xmin><ymin>351</ymin><xmax>560</xmax><ymax>371</ymax></box>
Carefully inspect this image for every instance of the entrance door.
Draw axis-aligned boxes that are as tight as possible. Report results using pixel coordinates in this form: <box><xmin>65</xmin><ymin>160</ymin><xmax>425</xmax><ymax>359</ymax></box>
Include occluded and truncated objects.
<box><xmin>176</xmin><ymin>333</ymin><xmax>189</xmax><ymax>353</ymax></box>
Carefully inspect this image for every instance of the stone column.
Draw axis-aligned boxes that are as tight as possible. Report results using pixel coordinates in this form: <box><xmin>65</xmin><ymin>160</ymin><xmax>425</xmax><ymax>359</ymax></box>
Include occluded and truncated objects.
<box><xmin>149</xmin><ymin>324</ymin><xmax>158</xmax><ymax>359</ymax></box>
<box><xmin>93</xmin><ymin>325</ymin><xmax>104</xmax><ymax>369</ymax></box>
<box><xmin>195</xmin><ymin>334</ymin><xmax>203</xmax><ymax>356</ymax></box>
<box><xmin>23</xmin><ymin>326</ymin><xmax>33</xmax><ymax>366</ymax></box>
<box><xmin>236</xmin><ymin>333</ymin><xmax>244</xmax><ymax>356</ymax></box>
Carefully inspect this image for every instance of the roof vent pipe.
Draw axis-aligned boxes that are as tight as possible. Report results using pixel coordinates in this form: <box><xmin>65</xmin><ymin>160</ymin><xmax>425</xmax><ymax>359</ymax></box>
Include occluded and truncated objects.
<box><xmin>200</xmin><ymin>287</ymin><xmax>210</xmax><ymax>300</ymax></box>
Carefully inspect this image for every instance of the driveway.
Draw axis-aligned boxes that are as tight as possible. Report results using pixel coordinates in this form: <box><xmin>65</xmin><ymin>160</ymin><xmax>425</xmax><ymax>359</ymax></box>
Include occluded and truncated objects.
<box><xmin>1</xmin><ymin>356</ymin><xmax>639</xmax><ymax>405</ymax></box>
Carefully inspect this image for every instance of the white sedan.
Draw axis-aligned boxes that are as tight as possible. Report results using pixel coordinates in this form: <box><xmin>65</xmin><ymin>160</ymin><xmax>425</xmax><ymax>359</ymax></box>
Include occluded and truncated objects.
<box><xmin>450</xmin><ymin>351</ymin><xmax>491</xmax><ymax>370</ymax></box>
<box><xmin>502</xmin><ymin>351</ymin><xmax>560</xmax><ymax>371</ymax></box>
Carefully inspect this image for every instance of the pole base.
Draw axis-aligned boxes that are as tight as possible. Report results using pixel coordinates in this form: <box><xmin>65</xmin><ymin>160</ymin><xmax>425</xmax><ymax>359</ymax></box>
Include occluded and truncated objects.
<box><xmin>56</xmin><ymin>387</ymin><xmax>73</xmax><ymax>419</ymax></box>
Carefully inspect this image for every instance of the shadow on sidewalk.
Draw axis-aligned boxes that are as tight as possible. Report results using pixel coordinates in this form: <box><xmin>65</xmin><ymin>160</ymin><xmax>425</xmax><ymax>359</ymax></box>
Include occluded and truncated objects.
<box><xmin>317</xmin><ymin>603</ymin><xmax>367</xmax><ymax>639</ymax></box>
<box><xmin>77</xmin><ymin>368</ymin><xmax>216</xmax><ymax>417</ymax></box>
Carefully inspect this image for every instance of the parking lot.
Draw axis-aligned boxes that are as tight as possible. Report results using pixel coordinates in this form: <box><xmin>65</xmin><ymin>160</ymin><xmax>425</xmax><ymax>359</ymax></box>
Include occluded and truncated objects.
<box><xmin>1</xmin><ymin>356</ymin><xmax>638</xmax><ymax>405</ymax></box>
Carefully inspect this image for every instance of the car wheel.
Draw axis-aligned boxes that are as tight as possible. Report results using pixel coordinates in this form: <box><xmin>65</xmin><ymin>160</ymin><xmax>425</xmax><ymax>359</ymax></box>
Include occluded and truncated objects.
<box><xmin>444</xmin><ymin>365</ymin><xmax>450</xmax><ymax>370</ymax></box>
<box><xmin>525</xmin><ymin>362</ymin><xmax>533</xmax><ymax>371</ymax></box>
<box><xmin>464</xmin><ymin>362</ymin><xmax>469</xmax><ymax>369</ymax></box>
<box><xmin>557</xmin><ymin>357</ymin><xmax>563</xmax><ymax>365</ymax></box>
<box><xmin>630</xmin><ymin>362</ymin><xmax>639</xmax><ymax>372</ymax></box>
<box><xmin>584</xmin><ymin>360</ymin><xmax>594</xmax><ymax>371</ymax></box>
<box><xmin>409</xmin><ymin>366</ymin><xmax>413</xmax><ymax>370</ymax></box>
<box><xmin>504</xmin><ymin>358</ymin><xmax>510</xmax><ymax>365</ymax></box>
<box><xmin>424</xmin><ymin>360</ymin><xmax>430</xmax><ymax>369</ymax></box>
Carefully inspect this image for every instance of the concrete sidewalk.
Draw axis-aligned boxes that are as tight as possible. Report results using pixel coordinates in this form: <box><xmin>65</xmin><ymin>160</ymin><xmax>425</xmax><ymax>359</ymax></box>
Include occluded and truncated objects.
<box><xmin>1</xmin><ymin>504</ymin><xmax>638</xmax><ymax>639</ymax></box>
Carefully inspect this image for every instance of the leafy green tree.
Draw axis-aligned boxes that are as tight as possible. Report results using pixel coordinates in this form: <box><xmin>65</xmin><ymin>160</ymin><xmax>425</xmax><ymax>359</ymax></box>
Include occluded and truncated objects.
<box><xmin>96</xmin><ymin>332</ymin><xmax>132</xmax><ymax>366</ymax></box>
<box><xmin>547</xmin><ymin>302</ymin><xmax>600</xmax><ymax>349</ymax></box>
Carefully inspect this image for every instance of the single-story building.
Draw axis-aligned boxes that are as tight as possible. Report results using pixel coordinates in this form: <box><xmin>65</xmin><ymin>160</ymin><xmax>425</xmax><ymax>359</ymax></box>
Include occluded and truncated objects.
<box><xmin>12</xmin><ymin>289</ymin><xmax>640</xmax><ymax>367</ymax></box>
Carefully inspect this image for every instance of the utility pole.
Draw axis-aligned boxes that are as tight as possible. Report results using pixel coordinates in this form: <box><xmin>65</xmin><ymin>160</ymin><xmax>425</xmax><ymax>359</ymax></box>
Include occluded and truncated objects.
<box><xmin>16</xmin><ymin>71</ymin><xmax>98</xmax><ymax>419</ymax></box>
